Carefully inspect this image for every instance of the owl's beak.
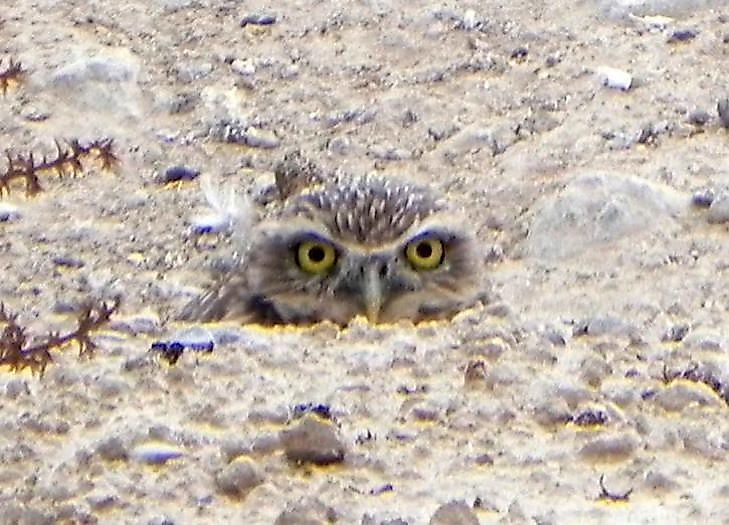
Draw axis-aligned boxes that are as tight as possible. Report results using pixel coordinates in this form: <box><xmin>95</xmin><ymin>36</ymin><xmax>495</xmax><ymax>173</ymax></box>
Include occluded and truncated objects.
<box><xmin>363</xmin><ymin>264</ymin><xmax>384</xmax><ymax>323</ymax></box>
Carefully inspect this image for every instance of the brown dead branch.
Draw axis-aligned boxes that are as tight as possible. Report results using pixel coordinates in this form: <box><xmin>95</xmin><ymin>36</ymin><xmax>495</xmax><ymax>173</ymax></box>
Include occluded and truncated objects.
<box><xmin>0</xmin><ymin>58</ymin><xmax>25</xmax><ymax>95</ymax></box>
<box><xmin>0</xmin><ymin>138</ymin><xmax>118</xmax><ymax>196</ymax></box>
<box><xmin>0</xmin><ymin>298</ymin><xmax>120</xmax><ymax>376</ymax></box>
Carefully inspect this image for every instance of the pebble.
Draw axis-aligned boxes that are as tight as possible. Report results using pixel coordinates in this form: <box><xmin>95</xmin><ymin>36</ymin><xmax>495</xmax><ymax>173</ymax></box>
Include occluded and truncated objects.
<box><xmin>579</xmin><ymin>434</ymin><xmax>638</xmax><ymax>462</ymax></box>
<box><xmin>210</xmin><ymin>121</ymin><xmax>281</xmax><ymax>149</ymax></box>
<box><xmin>0</xmin><ymin>203</ymin><xmax>21</xmax><ymax>222</ymax></box>
<box><xmin>158</xmin><ymin>166</ymin><xmax>200</xmax><ymax>184</ymax></box>
<box><xmin>280</xmin><ymin>414</ymin><xmax>346</xmax><ymax>465</ymax></box>
<box><xmin>661</xmin><ymin>324</ymin><xmax>690</xmax><ymax>342</ymax></box>
<box><xmin>215</xmin><ymin>457</ymin><xmax>264</xmax><ymax>498</ymax></box>
<box><xmin>595</xmin><ymin>66</ymin><xmax>632</xmax><ymax>91</ymax></box>
<box><xmin>667</xmin><ymin>29</ymin><xmax>698</xmax><ymax>43</ymax></box>
<box><xmin>429</xmin><ymin>500</ymin><xmax>479</xmax><ymax>525</ymax></box>
<box><xmin>691</xmin><ymin>188</ymin><xmax>715</xmax><ymax>208</ymax></box>
<box><xmin>687</xmin><ymin>109</ymin><xmax>711</xmax><ymax>126</ymax></box>
<box><xmin>5</xmin><ymin>379</ymin><xmax>30</xmax><ymax>398</ymax></box>
<box><xmin>176</xmin><ymin>62</ymin><xmax>213</xmax><ymax>83</ymax></box>
<box><xmin>95</xmin><ymin>436</ymin><xmax>129</xmax><ymax>462</ymax></box>
<box><xmin>274</xmin><ymin>498</ymin><xmax>338</xmax><ymax>525</ymax></box>
<box><xmin>110</xmin><ymin>312</ymin><xmax>162</xmax><ymax>335</ymax></box>
<box><xmin>240</xmin><ymin>14</ymin><xmax>277</xmax><ymax>27</ymax></box>
<box><xmin>707</xmin><ymin>192</ymin><xmax>729</xmax><ymax>224</ymax></box>
<box><xmin>131</xmin><ymin>441</ymin><xmax>184</xmax><ymax>464</ymax></box>
<box><xmin>718</xmin><ymin>99</ymin><xmax>729</xmax><ymax>129</ymax></box>
<box><xmin>653</xmin><ymin>383</ymin><xmax>720</xmax><ymax>412</ymax></box>
<box><xmin>169</xmin><ymin>326</ymin><xmax>216</xmax><ymax>351</ymax></box>
<box><xmin>527</xmin><ymin>173</ymin><xmax>683</xmax><ymax>259</ymax></box>
<box><xmin>230</xmin><ymin>59</ymin><xmax>256</xmax><ymax>76</ymax></box>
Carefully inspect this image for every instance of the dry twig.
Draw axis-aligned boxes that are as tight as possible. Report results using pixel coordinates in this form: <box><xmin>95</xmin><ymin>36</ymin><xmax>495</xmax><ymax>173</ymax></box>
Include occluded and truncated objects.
<box><xmin>0</xmin><ymin>58</ymin><xmax>24</xmax><ymax>95</ymax></box>
<box><xmin>0</xmin><ymin>298</ymin><xmax>120</xmax><ymax>375</ymax></box>
<box><xmin>0</xmin><ymin>138</ymin><xmax>118</xmax><ymax>196</ymax></box>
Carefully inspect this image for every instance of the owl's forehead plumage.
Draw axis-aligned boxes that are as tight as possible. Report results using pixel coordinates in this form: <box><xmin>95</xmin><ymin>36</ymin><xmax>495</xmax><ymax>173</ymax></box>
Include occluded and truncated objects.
<box><xmin>286</xmin><ymin>177</ymin><xmax>444</xmax><ymax>245</ymax></box>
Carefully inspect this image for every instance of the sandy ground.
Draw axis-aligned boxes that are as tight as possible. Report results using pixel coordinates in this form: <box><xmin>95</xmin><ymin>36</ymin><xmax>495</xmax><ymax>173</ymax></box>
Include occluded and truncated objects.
<box><xmin>2</xmin><ymin>0</ymin><xmax>729</xmax><ymax>523</ymax></box>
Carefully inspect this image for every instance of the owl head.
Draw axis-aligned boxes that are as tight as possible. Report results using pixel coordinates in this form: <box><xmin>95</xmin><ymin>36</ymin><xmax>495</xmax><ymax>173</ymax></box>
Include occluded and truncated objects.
<box><xmin>239</xmin><ymin>176</ymin><xmax>479</xmax><ymax>325</ymax></box>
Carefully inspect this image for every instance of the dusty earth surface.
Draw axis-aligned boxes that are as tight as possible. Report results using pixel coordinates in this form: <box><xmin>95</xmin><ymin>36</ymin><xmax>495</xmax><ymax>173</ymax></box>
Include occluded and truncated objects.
<box><xmin>2</xmin><ymin>0</ymin><xmax>729</xmax><ymax>523</ymax></box>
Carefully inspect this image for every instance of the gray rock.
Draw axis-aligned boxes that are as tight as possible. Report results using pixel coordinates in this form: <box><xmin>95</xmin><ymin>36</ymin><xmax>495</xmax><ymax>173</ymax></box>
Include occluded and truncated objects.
<box><xmin>95</xmin><ymin>436</ymin><xmax>129</xmax><ymax>462</ymax></box>
<box><xmin>280</xmin><ymin>414</ymin><xmax>346</xmax><ymax>465</ymax></box>
<box><xmin>274</xmin><ymin>498</ymin><xmax>337</xmax><ymax>525</ymax></box>
<box><xmin>49</xmin><ymin>50</ymin><xmax>142</xmax><ymax>116</ymax></box>
<box><xmin>215</xmin><ymin>458</ymin><xmax>264</xmax><ymax>498</ymax></box>
<box><xmin>175</xmin><ymin>61</ymin><xmax>213</xmax><ymax>83</ymax></box>
<box><xmin>230</xmin><ymin>59</ymin><xmax>256</xmax><ymax>76</ymax></box>
<box><xmin>579</xmin><ymin>434</ymin><xmax>638</xmax><ymax>462</ymax></box>
<box><xmin>429</xmin><ymin>500</ymin><xmax>479</xmax><ymax>525</ymax></box>
<box><xmin>707</xmin><ymin>191</ymin><xmax>729</xmax><ymax>224</ymax></box>
<box><xmin>527</xmin><ymin>173</ymin><xmax>685</xmax><ymax>259</ymax></box>
<box><xmin>654</xmin><ymin>383</ymin><xmax>720</xmax><ymax>412</ymax></box>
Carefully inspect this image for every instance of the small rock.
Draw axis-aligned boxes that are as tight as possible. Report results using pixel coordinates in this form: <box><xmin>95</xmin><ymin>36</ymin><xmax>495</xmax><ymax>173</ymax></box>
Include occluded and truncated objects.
<box><xmin>131</xmin><ymin>441</ymin><xmax>184</xmax><ymax>464</ymax></box>
<box><xmin>110</xmin><ymin>312</ymin><xmax>162</xmax><ymax>335</ymax></box>
<box><xmin>273</xmin><ymin>498</ymin><xmax>338</xmax><ymax>525</ymax></box>
<box><xmin>691</xmin><ymin>188</ymin><xmax>715</xmax><ymax>208</ymax></box>
<box><xmin>687</xmin><ymin>109</ymin><xmax>711</xmax><ymax>126</ymax></box>
<box><xmin>717</xmin><ymin>99</ymin><xmax>729</xmax><ymax>129</ymax></box>
<box><xmin>662</xmin><ymin>324</ymin><xmax>690</xmax><ymax>342</ymax></box>
<box><xmin>5</xmin><ymin>379</ymin><xmax>30</xmax><ymax>398</ymax></box>
<box><xmin>240</xmin><ymin>14</ymin><xmax>277</xmax><ymax>27</ymax></box>
<box><xmin>169</xmin><ymin>326</ymin><xmax>216</xmax><ymax>352</ymax></box>
<box><xmin>0</xmin><ymin>203</ymin><xmax>21</xmax><ymax>222</ymax></box>
<box><xmin>176</xmin><ymin>62</ymin><xmax>213</xmax><ymax>83</ymax></box>
<box><xmin>708</xmin><ymin>192</ymin><xmax>729</xmax><ymax>224</ymax></box>
<box><xmin>230</xmin><ymin>59</ymin><xmax>256</xmax><ymax>76</ymax></box>
<box><xmin>596</xmin><ymin>66</ymin><xmax>632</xmax><ymax>91</ymax></box>
<box><xmin>95</xmin><ymin>436</ymin><xmax>129</xmax><ymax>462</ymax></box>
<box><xmin>215</xmin><ymin>457</ymin><xmax>264</xmax><ymax>498</ymax></box>
<box><xmin>280</xmin><ymin>414</ymin><xmax>345</xmax><ymax>465</ymax></box>
<box><xmin>52</xmin><ymin>255</ymin><xmax>85</xmax><ymax>269</ymax></box>
<box><xmin>654</xmin><ymin>383</ymin><xmax>720</xmax><ymax>412</ymax></box>
<box><xmin>429</xmin><ymin>500</ymin><xmax>479</xmax><ymax>525</ymax></box>
<box><xmin>644</xmin><ymin>470</ymin><xmax>680</xmax><ymax>492</ymax></box>
<box><xmin>244</xmin><ymin>127</ymin><xmax>281</xmax><ymax>149</ymax></box>
<box><xmin>667</xmin><ymin>29</ymin><xmax>698</xmax><ymax>43</ymax></box>
<box><xmin>579</xmin><ymin>434</ymin><xmax>638</xmax><ymax>462</ymax></box>
<box><xmin>158</xmin><ymin>166</ymin><xmax>200</xmax><ymax>184</ymax></box>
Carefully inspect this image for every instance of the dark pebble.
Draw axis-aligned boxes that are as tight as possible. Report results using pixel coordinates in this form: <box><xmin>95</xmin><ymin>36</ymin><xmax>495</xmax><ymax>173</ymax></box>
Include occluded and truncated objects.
<box><xmin>667</xmin><ymin>29</ymin><xmax>698</xmax><ymax>43</ymax></box>
<box><xmin>241</xmin><ymin>14</ymin><xmax>276</xmax><ymax>27</ymax></box>
<box><xmin>572</xmin><ymin>409</ymin><xmax>608</xmax><ymax>426</ymax></box>
<box><xmin>718</xmin><ymin>99</ymin><xmax>729</xmax><ymax>128</ymax></box>
<box><xmin>160</xmin><ymin>166</ymin><xmax>200</xmax><ymax>183</ymax></box>
<box><xmin>292</xmin><ymin>403</ymin><xmax>332</xmax><ymax>420</ymax></box>
<box><xmin>691</xmin><ymin>188</ymin><xmax>715</xmax><ymax>208</ymax></box>
<box><xmin>369</xmin><ymin>483</ymin><xmax>394</xmax><ymax>495</ymax></box>
<box><xmin>52</xmin><ymin>256</ymin><xmax>85</xmax><ymax>268</ymax></box>
<box><xmin>510</xmin><ymin>47</ymin><xmax>528</xmax><ymax>61</ymax></box>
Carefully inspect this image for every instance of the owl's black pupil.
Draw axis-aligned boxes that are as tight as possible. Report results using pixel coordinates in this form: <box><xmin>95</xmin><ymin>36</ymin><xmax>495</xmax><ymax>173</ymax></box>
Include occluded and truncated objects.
<box><xmin>308</xmin><ymin>245</ymin><xmax>326</xmax><ymax>263</ymax></box>
<box><xmin>416</xmin><ymin>242</ymin><xmax>432</xmax><ymax>258</ymax></box>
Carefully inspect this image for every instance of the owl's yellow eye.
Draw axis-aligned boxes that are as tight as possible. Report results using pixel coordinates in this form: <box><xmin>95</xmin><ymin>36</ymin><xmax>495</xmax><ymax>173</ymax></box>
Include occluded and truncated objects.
<box><xmin>405</xmin><ymin>237</ymin><xmax>444</xmax><ymax>270</ymax></box>
<box><xmin>296</xmin><ymin>241</ymin><xmax>337</xmax><ymax>274</ymax></box>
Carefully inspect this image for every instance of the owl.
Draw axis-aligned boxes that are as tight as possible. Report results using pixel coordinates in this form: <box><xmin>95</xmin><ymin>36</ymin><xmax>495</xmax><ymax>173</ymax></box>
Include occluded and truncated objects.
<box><xmin>182</xmin><ymin>154</ymin><xmax>479</xmax><ymax>325</ymax></box>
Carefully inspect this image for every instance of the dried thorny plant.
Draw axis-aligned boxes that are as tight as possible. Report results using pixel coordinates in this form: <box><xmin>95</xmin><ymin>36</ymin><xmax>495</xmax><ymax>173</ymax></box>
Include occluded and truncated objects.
<box><xmin>0</xmin><ymin>298</ymin><xmax>120</xmax><ymax>376</ymax></box>
<box><xmin>0</xmin><ymin>138</ymin><xmax>118</xmax><ymax>196</ymax></box>
<box><xmin>0</xmin><ymin>58</ymin><xmax>24</xmax><ymax>95</ymax></box>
